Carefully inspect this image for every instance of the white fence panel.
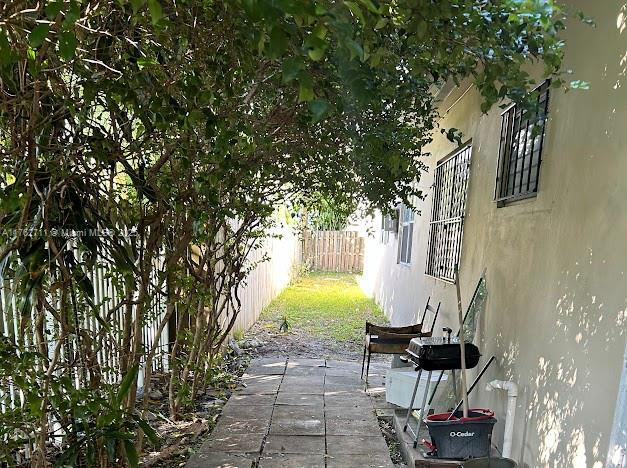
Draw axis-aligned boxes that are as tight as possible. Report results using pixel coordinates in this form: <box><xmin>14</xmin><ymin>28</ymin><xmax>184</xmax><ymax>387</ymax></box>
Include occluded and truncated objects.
<box><xmin>233</xmin><ymin>227</ymin><xmax>301</xmax><ymax>333</ymax></box>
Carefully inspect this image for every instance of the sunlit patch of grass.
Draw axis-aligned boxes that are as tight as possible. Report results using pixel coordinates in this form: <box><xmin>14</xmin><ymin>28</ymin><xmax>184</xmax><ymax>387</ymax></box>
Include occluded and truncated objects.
<box><xmin>260</xmin><ymin>272</ymin><xmax>387</xmax><ymax>343</ymax></box>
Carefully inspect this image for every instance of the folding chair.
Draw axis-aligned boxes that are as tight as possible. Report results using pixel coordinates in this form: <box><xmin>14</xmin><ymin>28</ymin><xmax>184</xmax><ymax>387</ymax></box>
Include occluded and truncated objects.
<box><xmin>361</xmin><ymin>296</ymin><xmax>440</xmax><ymax>383</ymax></box>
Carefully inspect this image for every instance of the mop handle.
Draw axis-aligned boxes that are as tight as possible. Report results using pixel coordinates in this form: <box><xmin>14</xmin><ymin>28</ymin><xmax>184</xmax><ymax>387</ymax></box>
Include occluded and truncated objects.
<box><xmin>454</xmin><ymin>269</ymin><xmax>470</xmax><ymax>418</ymax></box>
<box><xmin>446</xmin><ymin>356</ymin><xmax>496</xmax><ymax>420</ymax></box>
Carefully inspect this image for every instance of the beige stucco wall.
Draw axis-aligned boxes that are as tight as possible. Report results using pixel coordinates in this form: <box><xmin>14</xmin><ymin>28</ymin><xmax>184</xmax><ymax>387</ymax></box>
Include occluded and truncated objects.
<box><xmin>361</xmin><ymin>1</ymin><xmax>627</xmax><ymax>466</ymax></box>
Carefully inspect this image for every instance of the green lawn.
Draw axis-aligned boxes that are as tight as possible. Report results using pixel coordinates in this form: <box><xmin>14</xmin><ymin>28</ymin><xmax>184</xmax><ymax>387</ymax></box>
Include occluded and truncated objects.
<box><xmin>260</xmin><ymin>272</ymin><xmax>388</xmax><ymax>343</ymax></box>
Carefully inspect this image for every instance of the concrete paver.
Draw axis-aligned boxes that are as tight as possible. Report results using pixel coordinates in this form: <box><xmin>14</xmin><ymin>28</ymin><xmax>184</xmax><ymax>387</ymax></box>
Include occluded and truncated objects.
<box><xmin>197</xmin><ymin>432</ymin><xmax>265</xmax><ymax>453</ymax></box>
<box><xmin>279</xmin><ymin>383</ymin><xmax>325</xmax><ymax>394</ymax></box>
<box><xmin>221</xmin><ymin>404</ymin><xmax>274</xmax><ymax>419</ymax></box>
<box><xmin>325</xmin><ymin>435</ymin><xmax>390</xmax><ymax>455</ymax></box>
<box><xmin>285</xmin><ymin>366</ymin><xmax>326</xmax><ymax>376</ymax></box>
<box><xmin>187</xmin><ymin>357</ymin><xmax>394</xmax><ymax>467</ymax></box>
<box><xmin>269</xmin><ymin>417</ymin><xmax>325</xmax><ymax>436</ymax></box>
<box><xmin>212</xmin><ymin>415</ymin><xmax>271</xmax><ymax>434</ymax></box>
<box><xmin>264</xmin><ymin>435</ymin><xmax>326</xmax><ymax>454</ymax></box>
<box><xmin>226</xmin><ymin>394</ymin><xmax>277</xmax><ymax>406</ymax></box>
<box><xmin>272</xmin><ymin>405</ymin><xmax>325</xmax><ymax>420</ymax></box>
<box><xmin>326</xmin><ymin>453</ymin><xmax>395</xmax><ymax>468</ymax></box>
<box><xmin>187</xmin><ymin>451</ymin><xmax>255</xmax><ymax>468</ymax></box>
<box><xmin>275</xmin><ymin>393</ymin><xmax>324</xmax><ymax>406</ymax></box>
<box><xmin>325</xmin><ymin>418</ymin><xmax>380</xmax><ymax>436</ymax></box>
<box><xmin>259</xmin><ymin>454</ymin><xmax>326</xmax><ymax>468</ymax></box>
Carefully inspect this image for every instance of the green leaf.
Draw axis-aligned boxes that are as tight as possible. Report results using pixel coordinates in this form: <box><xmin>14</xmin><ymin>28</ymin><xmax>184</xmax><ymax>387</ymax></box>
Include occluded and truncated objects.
<box><xmin>369</xmin><ymin>47</ymin><xmax>384</xmax><ymax>67</ymax></box>
<box><xmin>115</xmin><ymin>365</ymin><xmax>138</xmax><ymax>406</ymax></box>
<box><xmin>358</xmin><ymin>0</ymin><xmax>379</xmax><ymax>13</ymax></box>
<box><xmin>63</xmin><ymin>1</ymin><xmax>81</xmax><ymax>26</ymax></box>
<box><xmin>45</xmin><ymin>1</ymin><xmax>63</xmax><ymax>19</ymax></box>
<box><xmin>308</xmin><ymin>47</ymin><xmax>325</xmax><ymax>61</ymax></box>
<box><xmin>312</xmin><ymin>23</ymin><xmax>327</xmax><ymax>39</ymax></box>
<box><xmin>58</xmin><ymin>31</ymin><xmax>77</xmax><ymax>60</ymax></box>
<box><xmin>281</xmin><ymin>57</ymin><xmax>303</xmax><ymax>83</ymax></box>
<box><xmin>123</xmin><ymin>439</ymin><xmax>139</xmax><ymax>468</ymax></box>
<box><xmin>346</xmin><ymin>39</ymin><xmax>364</xmax><ymax>61</ymax></box>
<box><xmin>374</xmin><ymin>18</ymin><xmax>387</xmax><ymax>30</ymax></box>
<box><xmin>309</xmin><ymin>99</ymin><xmax>330</xmax><ymax>123</ymax></box>
<box><xmin>137</xmin><ymin>57</ymin><xmax>157</xmax><ymax>69</ymax></box>
<box><xmin>344</xmin><ymin>1</ymin><xmax>365</xmax><ymax>24</ymax></box>
<box><xmin>105</xmin><ymin>438</ymin><xmax>116</xmax><ymax>462</ymax></box>
<box><xmin>147</xmin><ymin>0</ymin><xmax>164</xmax><ymax>25</ymax></box>
<box><xmin>268</xmin><ymin>27</ymin><xmax>287</xmax><ymax>59</ymax></box>
<box><xmin>298</xmin><ymin>80</ymin><xmax>314</xmax><ymax>102</ymax></box>
<box><xmin>134</xmin><ymin>415</ymin><xmax>161</xmax><ymax>447</ymax></box>
<box><xmin>130</xmin><ymin>0</ymin><xmax>145</xmax><ymax>14</ymax></box>
<box><xmin>0</xmin><ymin>32</ymin><xmax>18</xmax><ymax>65</ymax></box>
<box><xmin>305</xmin><ymin>35</ymin><xmax>327</xmax><ymax>61</ymax></box>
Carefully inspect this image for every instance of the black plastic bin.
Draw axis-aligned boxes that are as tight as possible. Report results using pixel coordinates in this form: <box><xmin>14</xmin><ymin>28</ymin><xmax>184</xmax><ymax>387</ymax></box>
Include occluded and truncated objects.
<box><xmin>425</xmin><ymin>409</ymin><xmax>497</xmax><ymax>459</ymax></box>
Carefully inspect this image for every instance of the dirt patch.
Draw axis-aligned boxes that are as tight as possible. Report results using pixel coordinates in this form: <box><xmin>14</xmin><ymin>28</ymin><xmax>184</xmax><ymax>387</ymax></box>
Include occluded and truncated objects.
<box><xmin>244</xmin><ymin>320</ymin><xmax>392</xmax><ymax>364</ymax></box>
<box><xmin>378</xmin><ymin>416</ymin><xmax>406</xmax><ymax>466</ymax></box>
<box><xmin>245</xmin><ymin>321</ymin><xmax>364</xmax><ymax>360</ymax></box>
<box><xmin>139</xmin><ymin>351</ymin><xmax>251</xmax><ymax>467</ymax></box>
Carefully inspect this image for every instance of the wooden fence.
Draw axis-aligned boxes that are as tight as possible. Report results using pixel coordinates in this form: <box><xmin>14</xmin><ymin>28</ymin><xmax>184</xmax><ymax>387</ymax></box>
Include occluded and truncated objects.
<box><xmin>303</xmin><ymin>230</ymin><xmax>364</xmax><ymax>273</ymax></box>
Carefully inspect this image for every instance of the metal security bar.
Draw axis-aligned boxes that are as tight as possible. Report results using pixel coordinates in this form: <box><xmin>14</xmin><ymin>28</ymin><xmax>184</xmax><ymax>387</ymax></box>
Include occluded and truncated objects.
<box><xmin>426</xmin><ymin>145</ymin><xmax>472</xmax><ymax>282</ymax></box>
<box><xmin>496</xmin><ymin>80</ymin><xmax>550</xmax><ymax>203</ymax></box>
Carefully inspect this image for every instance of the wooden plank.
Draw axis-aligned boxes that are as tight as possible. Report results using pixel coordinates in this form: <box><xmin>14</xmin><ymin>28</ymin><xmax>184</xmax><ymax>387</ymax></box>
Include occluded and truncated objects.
<box><xmin>340</xmin><ymin>232</ymin><xmax>346</xmax><ymax>273</ymax></box>
<box><xmin>358</xmin><ymin>236</ymin><xmax>364</xmax><ymax>272</ymax></box>
<box><xmin>329</xmin><ymin>231</ymin><xmax>334</xmax><ymax>272</ymax></box>
<box><xmin>355</xmin><ymin>232</ymin><xmax>359</xmax><ymax>272</ymax></box>
<box><xmin>326</xmin><ymin>232</ymin><xmax>333</xmax><ymax>271</ymax></box>
<box><xmin>353</xmin><ymin>232</ymin><xmax>358</xmax><ymax>272</ymax></box>
<box><xmin>345</xmin><ymin>232</ymin><xmax>350</xmax><ymax>273</ymax></box>
<box><xmin>319</xmin><ymin>231</ymin><xmax>324</xmax><ymax>271</ymax></box>
<box><xmin>341</xmin><ymin>232</ymin><xmax>347</xmax><ymax>273</ymax></box>
<box><xmin>332</xmin><ymin>232</ymin><xmax>336</xmax><ymax>272</ymax></box>
<box><xmin>318</xmin><ymin>231</ymin><xmax>322</xmax><ymax>271</ymax></box>
<box><xmin>339</xmin><ymin>231</ymin><xmax>343</xmax><ymax>272</ymax></box>
<box><xmin>347</xmin><ymin>233</ymin><xmax>353</xmax><ymax>272</ymax></box>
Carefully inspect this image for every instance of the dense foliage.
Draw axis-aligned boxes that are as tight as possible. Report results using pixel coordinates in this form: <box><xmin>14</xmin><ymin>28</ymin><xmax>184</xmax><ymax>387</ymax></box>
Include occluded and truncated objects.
<box><xmin>0</xmin><ymin>0</ymin><xmax>581</xmax><ymax>465</ymax></box>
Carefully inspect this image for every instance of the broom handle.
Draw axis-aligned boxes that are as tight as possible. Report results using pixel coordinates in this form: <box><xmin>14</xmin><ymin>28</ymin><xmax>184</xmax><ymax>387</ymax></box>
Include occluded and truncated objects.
<box><xmin>455</xmin><ymin>267</ymin><xmax>470</xmax><ymax>419</ymax></box>
<box><xmin>447</xmin><ymin>356</ymin><xmax>496</xmax><ymax>420</ymax></box>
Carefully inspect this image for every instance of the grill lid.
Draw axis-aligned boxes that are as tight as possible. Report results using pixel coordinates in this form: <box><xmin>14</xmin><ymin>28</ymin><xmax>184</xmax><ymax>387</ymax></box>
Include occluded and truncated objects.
<box><xmin>406</xmin><ymin>336</ymin><xmax>481</xmax><ymax>370</ymax></box>
<box><xmin>406</xmin><ymin>336</ymin><xmax>460</xmax><ymax>359</ymax></box>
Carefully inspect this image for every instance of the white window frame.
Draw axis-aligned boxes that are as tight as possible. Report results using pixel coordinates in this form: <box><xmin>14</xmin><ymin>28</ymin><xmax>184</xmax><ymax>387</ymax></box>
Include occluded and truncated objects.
<box><xmin>380</xmin><ymin>214</ymin><xmax>390</xmax><ymax>244</ymax></box>
<box><xmin>397</xmin><ymin>204</ymin><xmax>414</xmax><ymax>265</ymax></box>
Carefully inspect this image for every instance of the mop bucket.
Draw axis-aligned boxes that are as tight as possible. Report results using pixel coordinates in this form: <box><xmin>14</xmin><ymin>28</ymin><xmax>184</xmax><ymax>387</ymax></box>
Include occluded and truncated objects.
<box><xmin>425</xmin><ymin>409</ymin><xmax>496</xmax><ymax>459</ymax></box>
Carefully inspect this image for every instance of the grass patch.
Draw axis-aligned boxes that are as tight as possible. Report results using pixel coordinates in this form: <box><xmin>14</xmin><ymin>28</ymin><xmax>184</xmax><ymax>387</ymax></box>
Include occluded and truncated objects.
<box><xmin>260</xmin><ymin>272</ymin><xmax>388</xmax><ymax>343</ymax></box>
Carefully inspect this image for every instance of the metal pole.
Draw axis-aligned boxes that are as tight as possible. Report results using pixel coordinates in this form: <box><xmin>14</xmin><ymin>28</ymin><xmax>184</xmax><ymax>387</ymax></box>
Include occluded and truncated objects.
<box><xmin>403</xmin><ymin>368</ymin><xmax>423</xmax><ymax>431</ymax></box>
<box><xmin>455</xmin><ymin>266</ymin><xmax>470</xmax><ymax>418</ymax></box>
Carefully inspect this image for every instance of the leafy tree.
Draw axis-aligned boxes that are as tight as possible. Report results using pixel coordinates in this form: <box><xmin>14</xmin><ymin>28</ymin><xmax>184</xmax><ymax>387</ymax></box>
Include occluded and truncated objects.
<box><xmin>304</xmin><ymin>195</ymin><xmax>357</xmax><ymax>231</ymax></box>
<box><xmin>0</xmin><ymin>0</ymin><xmax>584</xmax><ymax>465</ymax></box>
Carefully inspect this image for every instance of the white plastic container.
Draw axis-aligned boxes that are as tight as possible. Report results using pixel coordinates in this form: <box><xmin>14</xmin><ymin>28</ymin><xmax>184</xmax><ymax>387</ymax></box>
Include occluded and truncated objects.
<box><xmin>385</xmin><ymin>367</ymin><xmax>447</xmax><ymax>409</ymax></box>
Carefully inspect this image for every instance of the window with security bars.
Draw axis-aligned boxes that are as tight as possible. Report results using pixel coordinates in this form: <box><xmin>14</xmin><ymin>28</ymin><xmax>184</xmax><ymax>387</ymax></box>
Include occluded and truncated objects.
<box><xmin>397</xmin><ymin>204</ymin><xmax>414</xmax><ymax>264</ymax></box>
<box><xmin>495</xmin><ymin>80</ymin><xmax>550</xmax><ymax>203</ymax></box>
<box><xmin>426</xmin><ymin>145</ymin><xmax>472</xmax><ymax>282</ymax></box>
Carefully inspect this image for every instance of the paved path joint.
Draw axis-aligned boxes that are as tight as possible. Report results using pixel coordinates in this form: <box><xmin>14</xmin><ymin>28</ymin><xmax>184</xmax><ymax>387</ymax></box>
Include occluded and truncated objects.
<box><xmin>186</xmin><ymin>357</ymin><xmax>394</xmax><ymax>468</ymax></box>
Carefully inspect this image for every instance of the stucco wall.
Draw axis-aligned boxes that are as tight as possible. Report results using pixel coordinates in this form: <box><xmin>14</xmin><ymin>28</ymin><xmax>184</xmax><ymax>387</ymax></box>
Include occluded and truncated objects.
<box><xmin>361</xmin><ymin>2</ymin><xmax>627</xmax><ymax>466</ymax></box>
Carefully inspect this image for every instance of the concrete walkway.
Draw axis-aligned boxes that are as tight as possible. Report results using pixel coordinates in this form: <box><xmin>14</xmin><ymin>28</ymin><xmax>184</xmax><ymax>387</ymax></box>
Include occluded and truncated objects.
<box><xmin>187</xmin><ymin>357</ymin><xmax>394</xmax><ymax>468</ymax></box>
